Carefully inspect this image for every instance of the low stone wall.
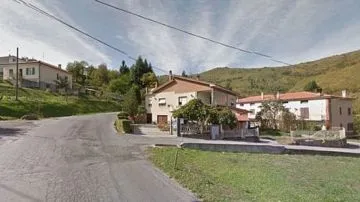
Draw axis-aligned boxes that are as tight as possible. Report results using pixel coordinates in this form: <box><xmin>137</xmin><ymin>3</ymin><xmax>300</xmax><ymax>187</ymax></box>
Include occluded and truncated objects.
<box><xmin>293</xmin><ymin>138</ymin><xmax>347</xmax><ymax>148</ymax></box>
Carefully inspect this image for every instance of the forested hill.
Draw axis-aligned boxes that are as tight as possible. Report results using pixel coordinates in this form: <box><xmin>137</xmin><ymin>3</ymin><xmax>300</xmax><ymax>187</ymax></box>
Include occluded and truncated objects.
<box><xmin>199</xmin><ymin>49</ymin><xmax>360</xmax><ymax>97</ymax></box>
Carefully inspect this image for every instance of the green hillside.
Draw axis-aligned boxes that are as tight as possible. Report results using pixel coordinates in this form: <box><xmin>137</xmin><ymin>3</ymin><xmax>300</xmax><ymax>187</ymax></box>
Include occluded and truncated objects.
<box><xmin>0</xmin><ymin>81</ymin><xmax>121</xmax><ymax>120</ymax></box>
<box><xmin>197</xmin><ymin>49</ymin><xmax>360</xmax><ymax>133</ymax></box>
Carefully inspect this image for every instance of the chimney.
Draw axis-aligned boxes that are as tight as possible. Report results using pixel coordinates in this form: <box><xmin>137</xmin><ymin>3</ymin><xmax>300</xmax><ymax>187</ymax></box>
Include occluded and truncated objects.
<box><xmin>342</xmin><ymin>90</ymin><xmax>347</xmax><ymax>98</ymax></box>
<box><xmin>196</xmin><ymin>74</ymin><xmax>200</xmax><ymax>80</ymax></box>
<box><xmin>261</xmin><ymin>92</ymin><xmax>264</xmax><ymax>100</ymax></box>
<box><xmin>276</xmin><ymin>91</ymin><xmax>280</xmax><ymax>100</ymax></box>
<box><xmin>58</xmin><ymin>64</ymin><xmax>62</xmax><ymax>69</ymax></box>
<box><xmin>168</xmin><ymin>70</ymin><xmax>173</xmax><ymax>81</ymax></box>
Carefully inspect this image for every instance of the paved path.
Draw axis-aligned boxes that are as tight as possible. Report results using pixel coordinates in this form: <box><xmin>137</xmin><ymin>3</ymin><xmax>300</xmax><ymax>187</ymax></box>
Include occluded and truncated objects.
<box><xmin>0</xmin><ymin>114</ymin><xmax>197</xmax><ymax>202</ymax></box>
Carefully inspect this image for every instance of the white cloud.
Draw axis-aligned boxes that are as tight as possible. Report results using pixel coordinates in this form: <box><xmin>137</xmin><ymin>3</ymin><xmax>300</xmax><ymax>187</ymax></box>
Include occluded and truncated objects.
<box><xmin>0</xmin><ymin>0</ymin><xmax>111</xmax><ymax>68</ymax></box>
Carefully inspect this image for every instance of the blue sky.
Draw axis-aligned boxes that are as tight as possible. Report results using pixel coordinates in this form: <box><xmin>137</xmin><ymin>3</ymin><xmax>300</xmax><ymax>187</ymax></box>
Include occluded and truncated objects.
<box><xmin>1</xmin><ymin>0</ymin><xmax>360</xmax><ymax>74</ymax></box>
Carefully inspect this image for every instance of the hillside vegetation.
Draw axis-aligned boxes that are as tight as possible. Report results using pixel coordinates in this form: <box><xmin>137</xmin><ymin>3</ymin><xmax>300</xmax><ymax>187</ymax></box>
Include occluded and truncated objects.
<box><xmin>190</xmin><ymin>49</ymin><xmax>360</xmax><ymax>133</ymax></box>
<box><xmin>0</xmin><ymin>81</ymin><xmax>121</xmax><ymax>120</ymax></box>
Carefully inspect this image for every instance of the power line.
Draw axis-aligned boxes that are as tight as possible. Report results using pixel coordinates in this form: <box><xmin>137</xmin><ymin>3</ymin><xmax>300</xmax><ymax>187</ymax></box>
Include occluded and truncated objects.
<box><xmin>12</xmin><ymin>0</ymin><xmax>168</xmax><ymax>73</ymax></box>
<box><xmin>95</xmin><ymin>0</ymin><xmax>292</xmax><ymax>66</ymax></box>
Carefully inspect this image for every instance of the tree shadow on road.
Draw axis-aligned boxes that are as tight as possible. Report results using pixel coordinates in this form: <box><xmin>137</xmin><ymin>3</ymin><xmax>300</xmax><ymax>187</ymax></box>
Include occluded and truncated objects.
<box><xmin>0</xmin><ymin>128</ymin><xmax>23</xmax><ymax>138</ymax></box>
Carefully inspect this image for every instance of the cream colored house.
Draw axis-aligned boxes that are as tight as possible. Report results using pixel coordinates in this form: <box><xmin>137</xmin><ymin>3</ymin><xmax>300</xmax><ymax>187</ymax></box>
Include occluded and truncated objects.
<box><xmin>145</xmin><ymin>73</ymin><xmax>240</xmax><ymax>124</ymax></box>
<box><xmin>0</xmin><ymin>59</ymin><xmax>72</xmax><ymax>90</ymax></box>
<box><xmin>237</xmin><ymin>91</ymin><xmax>354</xmax><ymax>135</ymax></box>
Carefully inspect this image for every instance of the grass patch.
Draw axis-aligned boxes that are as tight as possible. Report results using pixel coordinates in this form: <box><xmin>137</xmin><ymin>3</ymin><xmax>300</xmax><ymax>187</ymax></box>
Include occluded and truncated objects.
<box><xmin>150</xmin><ymin>148</ymin><xmax>360</xmax><ymax>202</ymax></box>
<box><xmin>0</xmin><ymin>85</ymin><xmax>121</xmax><ymax>119</ymax></box>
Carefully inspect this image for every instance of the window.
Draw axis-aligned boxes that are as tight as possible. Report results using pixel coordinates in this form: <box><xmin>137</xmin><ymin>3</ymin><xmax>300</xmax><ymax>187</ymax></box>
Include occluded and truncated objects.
<box><xmin>348</xmin><ymin>123</ymin><xmax>354</xmax><ymax>131</ymax></box>
<box><xmin>300</xmin><ymin>100</ymin><xmax>308</xmax><ymax>104</ymax></box>
<box><xmin>158</xmin><ymin>98</ymin><xmax>166</xmax><ymax>106</ymax></box>
<box><xmin>348</xmin><ymin>108</ymin><xmax>351</xmax><ymax>115</ymax></box>
<box><xmin>282</xmin><ymin>101</ymin><xmax>288</xmax><ymax>104</ymax></box>
<box><xmin>300</xmin><ymin>107</ymin><xmax>309</xmax><ymax>119</ymax></box>
<box><xmin>9</xmin><ymin>69</ymin><xmax>13</xmax><ymax>77</ymax></box>
<box><xmin>178</xmin><ymin>96</ymin><xmax>187</xmax><ymax>106</ymax></box>
<box><xmin>239</xmin><ymin>103</ymin><xmax>244</xmax><ymax>106</ymax></box>
<box><xmin>57</xmin><ymin>73</ymin><xmax>59</xmax><ymax>80</ymax></box>
<box><xmin>65</xmin><ymin>76</ymin><xmax>68</xmax><ymax>81</ymax></box>
<box><xmin>340</xmin><ymin>123</ymin><xmax>343</xmax><ymax>128</ymax></box>
<box><xmin>250</xmin><ymin>103</ymin><xmax>255</xmax><ymax>106</ymax></box>
<box><xmin>339</xmin><ymin>107</ymin><xmax>342</xmax><ymax>115</ymax></box>
<box><xmin>250</xmin><ymin>109</ymin><xmax>255</xmax><ymax>115</ymax></box>
<box><xmin>148</xmin><ymin>99</ymin><xmax>152</xmax><ymax>108</ymax></box>
<box><xmin>25</xmin><ymin>67</ymin><xmax>35</xmax><ymax>75</ymax></box>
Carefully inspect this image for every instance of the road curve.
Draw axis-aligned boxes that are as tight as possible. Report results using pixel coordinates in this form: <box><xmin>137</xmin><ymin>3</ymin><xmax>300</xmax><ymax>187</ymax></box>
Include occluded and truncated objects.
<box><xmin>0</xmin><ymin>113</ymin><xmax>197</xmax><ymax>202</ymax></box>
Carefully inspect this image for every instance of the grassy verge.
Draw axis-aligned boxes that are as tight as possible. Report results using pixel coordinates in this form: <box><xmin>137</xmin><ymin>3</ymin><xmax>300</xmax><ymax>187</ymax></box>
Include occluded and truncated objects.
<box><xmin>114</xmin><ymin>119</ymin><xmax>123</xmax><ymax>135</ymax></box>
<box><xmin>0</xmin><ymin>83</ymin><xmax>121</xmax><ymax>119</ymax></box>
<box><xmin>150</xmin><ymin>147</ymin><xmax>360</xmax><ymax>202</ymax></box>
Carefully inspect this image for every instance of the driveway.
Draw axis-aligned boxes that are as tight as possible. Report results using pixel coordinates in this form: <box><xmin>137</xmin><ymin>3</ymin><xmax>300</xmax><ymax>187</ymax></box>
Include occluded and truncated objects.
<box><xmin>0</xmin><ymin>113</ymin><xmax>197</xmax><ymax>202</ymax></box>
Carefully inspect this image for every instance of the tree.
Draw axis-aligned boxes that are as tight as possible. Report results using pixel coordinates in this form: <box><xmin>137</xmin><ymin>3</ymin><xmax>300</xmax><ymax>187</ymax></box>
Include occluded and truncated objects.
<box><xmin>181</xmin><ymin>70</ymin><xmax>188</xmax><ymax>77</ymax></box>
<box><xmin>225</xmin><ymin>79</ymin><xmax>232</xmax><ymax>90</ymax></box>
<box><xmin>108</xmin><ymin>73</ymin><xmax>131</xmax><ymax>94</ymax></box>
<box><xmin>90</xmin><ymin>64</ymin><xmax>109</xmax><ymax>87</ymax></box>
<box><xmin>119</xmin><ymin>60</ymin><xmax>129</xmax><ymax>74</ymax></box>
<box><xmin>304</xmin><ymin>80</ymin><xmax>321</xmax><ymax>92</ymax></box>
<box><xmin>66</xmin><ymin>61</ymin><xmax>87</xmax><ymax>86</ymax></box>
<box><xmin>280</xmin><ymin>109</ymin><xmax>297</xmax><ymax>132</ymax></box>
<box><xmin>173</xmin><ymin>99</ymin><xmax>238</xmax><ymax>132</ymax></box>
<box><xmin>141</xmin><ymin>72</ymin><xmax>158</xmax><ymax>88</ymax></box>
<box><xmin>255</xmin><ymin>101</ymin><xmax>286</xmax><ymax>130</ymax></box>
<box><xmin>130</xmin><ymin>56</ymin><xmax>153</xmax><ymax>87</ymax></box>
<box><xmin>54</xmin><ymin>76</ymin><xmax>70</xmax><ymax>102</ymax></box>
<box><xmin>122</xmin><ymin>85</ymin><xmax>141</xmax><ymax>119</ymax></box>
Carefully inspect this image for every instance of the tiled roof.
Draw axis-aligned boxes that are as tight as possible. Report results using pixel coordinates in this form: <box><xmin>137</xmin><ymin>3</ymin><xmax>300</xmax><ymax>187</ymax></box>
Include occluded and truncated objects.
<box><xmin>237</xmin><ymin>91</ymin><xmax>351</xmax><ymax>103</ymax></box>
<box><xmin>151</xmin><ymin>75</ymin><xmax>239</xmax><ymax>96</ymax></box>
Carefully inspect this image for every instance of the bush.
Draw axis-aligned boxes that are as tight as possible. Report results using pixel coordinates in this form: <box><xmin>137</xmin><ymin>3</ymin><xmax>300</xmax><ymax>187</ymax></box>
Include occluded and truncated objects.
<box><xmin>115</xmin><ymin>119</ymin><xmax>132</xmax><ymax>133</ymax></box>
<box><xmin>21</xmin><ymin>113</ymin><xmax>39</xmax><ymax>120</ymax></box>
<box><xmin>117</xmin><ymin>111</ymin><xmax>129</xmax><ymax>119</ymax></box>
<box><xmin>121</xmin><ymin>119</ymin><xmax>132</xmax><ymax>133</ymax></box>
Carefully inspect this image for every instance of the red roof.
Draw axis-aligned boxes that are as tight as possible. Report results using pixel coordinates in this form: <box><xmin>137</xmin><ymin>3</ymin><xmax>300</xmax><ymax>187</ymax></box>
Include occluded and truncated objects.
<box><xmin>237</xmin><ymin>91</ymin><xmax>351</xmax><ymax>103</ymax></box>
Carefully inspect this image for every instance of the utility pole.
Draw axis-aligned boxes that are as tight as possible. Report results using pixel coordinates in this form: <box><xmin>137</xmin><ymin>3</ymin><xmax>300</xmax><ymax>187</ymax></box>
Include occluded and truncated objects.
<box><xmin>15</xmin><ymin>47</ymin><xmax>19</xmax><ymax>101</ymax></box>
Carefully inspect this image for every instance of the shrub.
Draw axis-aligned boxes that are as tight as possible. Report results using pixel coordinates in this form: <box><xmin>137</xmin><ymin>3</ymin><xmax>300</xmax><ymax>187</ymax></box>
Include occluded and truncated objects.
<box><xmin>121</xmin><ymin>119</ymin><xmax>132</xmax><ymax>133</ymax></box>
<box><xmin>117</xmin><ymin>111</ymin><xmax>129</xmax><ymax>119</ymax></box>
<box><xmin>21</xmin><ymin>113</ymin><xmax>39</xmax><ymax>120</ymax></box>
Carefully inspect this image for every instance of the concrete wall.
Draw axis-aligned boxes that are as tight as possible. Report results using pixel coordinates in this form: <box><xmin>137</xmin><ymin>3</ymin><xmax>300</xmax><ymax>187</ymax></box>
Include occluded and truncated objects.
<box><xmin>39</xmin><ymin>63</ymin><xmax>73</xmax><ymax>89</ymax></box>
<box><xmin>213</xmin><ymin>89</ymin><xmax>237</xmax><ymax>107</ymax></box>
<box><xmin>2</xmin><ymin>63</ymin><xmax>40</xmax><ymax>81</ymax></box>
<box><xmin>330</xmin><ymin>98</ymin><xmax>353</xmax><ymax>132</ymax></box>
<box><xmin>146</xmin><ymin>91</ymin><xmax>196</xmax><ymax>123</ymax></box>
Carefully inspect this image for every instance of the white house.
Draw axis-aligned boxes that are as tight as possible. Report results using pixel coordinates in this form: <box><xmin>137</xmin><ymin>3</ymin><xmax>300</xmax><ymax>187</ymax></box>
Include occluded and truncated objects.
<box><xmin>145</xmin><ymin>72</ymin><xmax>248</xmax><ymax>126</ymax></box>
<box><xmin>236</xmin><ymin>91</ymin><xmax>354</xmax><ymax>134</ymax></box>
<box><xmin>0</xmin><ymin>56</ymin><xmax>72</xmax><ymax>90</ymax></box>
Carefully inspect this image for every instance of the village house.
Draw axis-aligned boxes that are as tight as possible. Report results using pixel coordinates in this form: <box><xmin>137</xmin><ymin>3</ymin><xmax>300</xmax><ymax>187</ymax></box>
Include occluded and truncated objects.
<box><xmin>236</xmin><ymin>91</ymin><xmax>354</xmax><ymax>135</ymax></box>
<box><xmin>0</xmin><ymin>55</ymin><xmax>72</xmax><ymax>90</ymax></box>
<box><xmin>145</xmin><ymin>71</ymin><xmax>248</xmax><ymax>127</ymax></box>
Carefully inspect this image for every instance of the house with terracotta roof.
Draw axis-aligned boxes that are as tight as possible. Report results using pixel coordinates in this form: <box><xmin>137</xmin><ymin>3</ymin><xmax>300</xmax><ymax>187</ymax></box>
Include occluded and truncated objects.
<box><xmin>145</xmin><ymin>71</ymin><xmax>248</xmax><ymax>127</ymax></box>
<box><xmin>0</xmin><ymin>56</ymin><xmax>72</xmax><ymax>90</ymax></box>
<box><xmin>236</xmin><ymin>91</ymin><xmax>354</xmax><ymax>134</ymax></box>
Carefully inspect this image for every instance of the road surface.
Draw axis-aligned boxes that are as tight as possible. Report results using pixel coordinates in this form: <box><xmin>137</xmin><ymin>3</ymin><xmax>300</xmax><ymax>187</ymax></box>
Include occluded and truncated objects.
<box><xmin>0</xmin><ymin>113</ymin><xmax>197</xmax><ymax>202</ymax></box>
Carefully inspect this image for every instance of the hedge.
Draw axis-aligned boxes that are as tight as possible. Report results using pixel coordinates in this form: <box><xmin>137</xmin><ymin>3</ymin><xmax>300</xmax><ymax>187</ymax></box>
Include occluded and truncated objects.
<box><xmin>115</xmin><ymin>119</ymin><xmax>132</xmax><ymax>134</ymax></box>
<box><xmin>117</xmin><ymin>111</ymin><xmax>129</xmax><ymax>120</ymax></box>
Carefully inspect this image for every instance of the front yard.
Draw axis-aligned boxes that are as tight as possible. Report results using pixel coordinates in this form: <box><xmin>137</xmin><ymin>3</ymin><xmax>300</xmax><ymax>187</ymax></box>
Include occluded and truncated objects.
<box><xmin>150</xmin><ymin>148</ymin><xmax>360</xmax><ymax>202</ymax></box>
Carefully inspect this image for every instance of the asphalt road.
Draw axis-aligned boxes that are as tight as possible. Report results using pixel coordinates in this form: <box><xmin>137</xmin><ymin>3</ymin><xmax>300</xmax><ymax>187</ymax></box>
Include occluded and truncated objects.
<box><xmin>0</xmin><ymin>113</ymin><xmax>197</xmax><ymax>202</ymax></box>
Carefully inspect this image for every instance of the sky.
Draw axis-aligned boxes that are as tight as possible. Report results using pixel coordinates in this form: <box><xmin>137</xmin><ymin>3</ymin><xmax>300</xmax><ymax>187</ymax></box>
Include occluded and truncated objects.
<box><xmin>1</xmin><ymin>0</ymin><xmax>360</xmax><ymax>74</ymax></box>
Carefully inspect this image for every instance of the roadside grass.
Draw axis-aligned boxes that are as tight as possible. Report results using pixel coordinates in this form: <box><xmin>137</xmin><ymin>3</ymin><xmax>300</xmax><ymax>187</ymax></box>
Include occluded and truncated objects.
<box><xmin>150</xmin><ymin>147</ymin><xmax>360</xmax><ymax>202</ymax></box>
<box><xmin>0</xmin><ymin>84</ymin><xmax>121</xmax><ymax>119</ymax></box>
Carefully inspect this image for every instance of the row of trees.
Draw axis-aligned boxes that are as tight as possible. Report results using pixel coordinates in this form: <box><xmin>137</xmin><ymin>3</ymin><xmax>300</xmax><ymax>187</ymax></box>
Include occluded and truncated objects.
<box><xmin>65</xmin><ymin>57</ymin><xmax>158</xmax><ymax>119</ymax></box>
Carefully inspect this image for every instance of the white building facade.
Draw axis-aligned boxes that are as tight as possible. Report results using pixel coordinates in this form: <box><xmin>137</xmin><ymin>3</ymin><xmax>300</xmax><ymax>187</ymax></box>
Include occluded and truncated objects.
<box><xmin>236</xmin><ymin>91</ymin><xmax>354</xmax><ymax>134</ymax></box>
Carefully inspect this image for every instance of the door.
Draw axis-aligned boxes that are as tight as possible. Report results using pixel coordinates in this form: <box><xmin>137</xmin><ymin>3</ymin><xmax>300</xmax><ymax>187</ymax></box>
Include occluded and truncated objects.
<box><xmin>146</xmin><ymin>113</ymin><xmax>152</xmax><ymax>124</ymax></box>
<box><xmin>157</xmin><ymin>115</ymin><xmax>168</xmax><ymax>125</ymax></box>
